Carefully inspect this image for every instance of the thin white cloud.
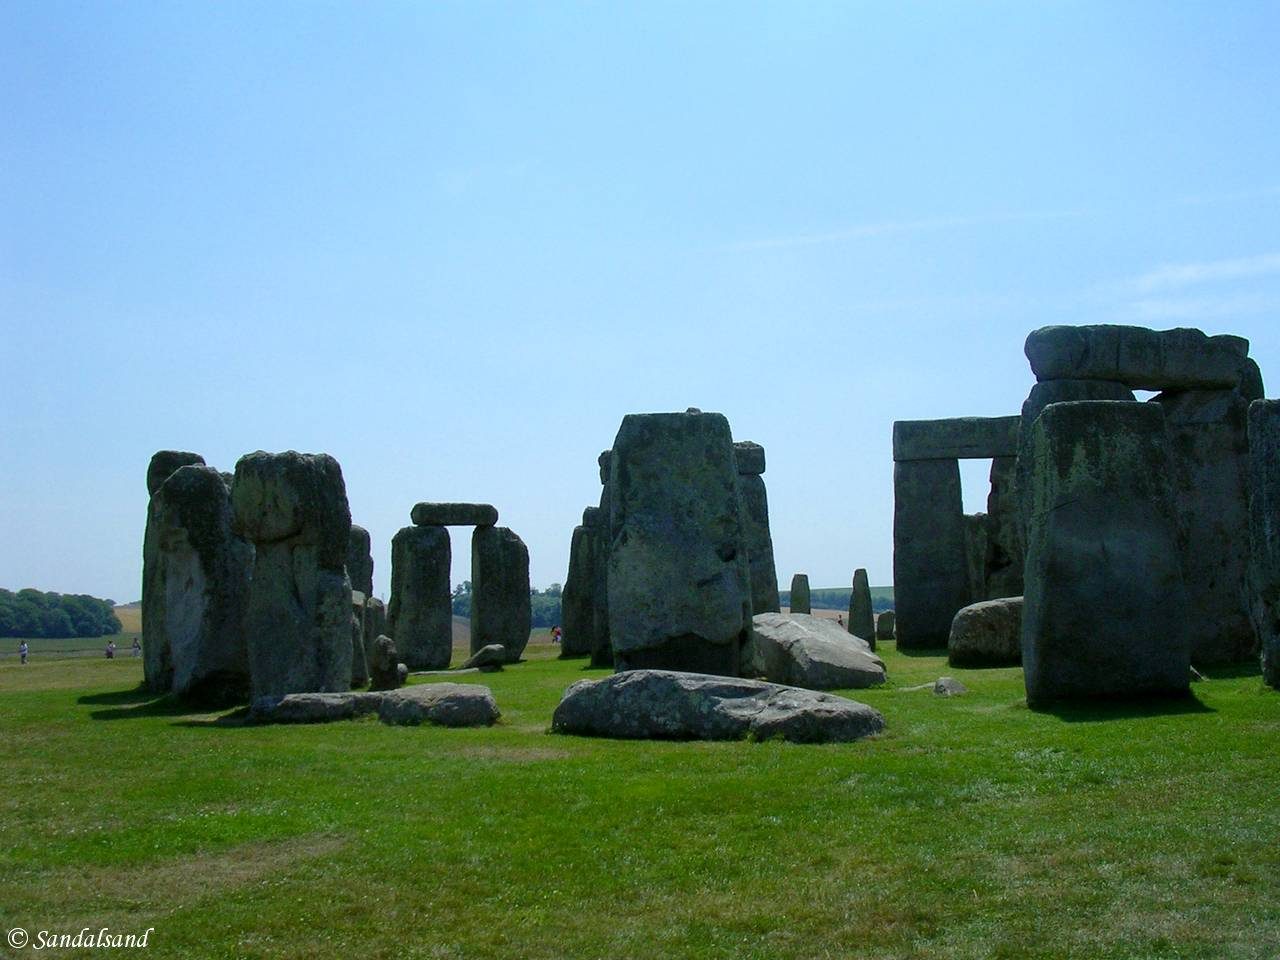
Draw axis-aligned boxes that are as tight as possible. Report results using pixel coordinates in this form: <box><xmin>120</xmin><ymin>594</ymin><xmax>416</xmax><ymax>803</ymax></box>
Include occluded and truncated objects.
<box><xmin>719</xmin><ymin>209</ymin><xmax>1089</xmax><ymax>253</ymax></box>
<box><xmin>1133</xmin><ymin>252</ymin><xmax>1280</xmax><ymax>293</ymax></box>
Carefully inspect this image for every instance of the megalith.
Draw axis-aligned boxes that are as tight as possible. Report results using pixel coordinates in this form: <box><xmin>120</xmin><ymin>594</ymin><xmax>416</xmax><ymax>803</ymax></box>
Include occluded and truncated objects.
<box><xmin>560</xmin><ymin>521</ymin><xmax>596</xmax><ymax>657</ymax></box>
<box><xmin>1021</xmin><ymin>402</ymin><xmax>1190</xmax><ymax>705</ymax></box>
<box><xmin>1024</xmin><ymin>325</ymin><xmax>1248</xmax><ymax>390</ymax></box>
<box><xmin>606</xmin><ymin>411</ymin><xmax>753</xmax><ymax>676</ymax></box>
<box><xmin>471</xmin><ymin>525</ymin><xmax>532</xmax><ymax>663</ymax></box>
<box><xmin>142</xmin><ymin>449</ymin><xmax>207</xmax><ymax>692</ymax></box>
<box><xmin>789</xmin><ymin>574</ymin><xmax>811</xmax><ymax>615</ymax></box>
<box><xmin>350</xmin><ymin>592</ymin><xmax>369</xmax><ymax>687</ymax></box>
<box><xmin>875</xmin><ymin>610</ymin><xmax>895</xmax><ymax>642</ymax></box>
<box><xmin>147</xmin><ymin>464</ymin><xmax>252</xmax><ymax>702</ymax></box>
<box><xmin>983</xmin><ymin>457</ymin><xmax>1023</xmax><ymax>599</ymax></box>
<box><xmin>590</xmin><ymin>455</ymin><xmax>614</xmax><ymax>668</ymax></box>
<box><xmin>1248</xmin><ymin>400</ymin><xmax>1280</xmax><ymax>689</ymax></box>
<box><xmin>388</xmin><ymin>525</ymin><xmax>453</xmax><ymax>670</ymax></box>
<box><xmin>892</xmin><ymin>457</ymin><xmax>967</xmax><ymax>648</ymax></box>
<box><xmin>230</xmin><ymin>451</ymin><xmax>354</xmax><ymax>701</ymax></box>
<box><xmin>734</xmin><ymin>441</ymin><xmax>780</xmax><ymax>615</ymax></box>
<box><xmin>346</xmin><ymin>524</ymin><xmax>374</xmax><ymax>597</ymax></box>
<box><xmin>847</xmin><ymin>568</ymin><xmax>874</xmax><ymax>646</ymax></box>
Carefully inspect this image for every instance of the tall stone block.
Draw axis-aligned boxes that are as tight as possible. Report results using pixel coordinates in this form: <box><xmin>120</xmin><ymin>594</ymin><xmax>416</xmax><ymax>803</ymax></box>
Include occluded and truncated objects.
<box><xmin>346</xmin><ymin>524</ymin><xmax>374</xmax><ymax>597</ymax></box>
<box><xmin>848</xmin><ymin>568</ymin><xmax>874</xmax><ymax>647</ymax></box>
<box><xmin>1022</xmin><ymin>402</ymin><xmax>1190</xmax><ymax>706</ymax></box>
<box><xmin>388</xmin><ymin>525</ymin><xmax>453</xmax><ymax>670</ymax></box>
<box><xmin>984</xmin><ymin>457</ymin><xmax>1024</xmax><ymax>599</ymax></box>
<box><xmin>962</xmin><ymin>514</ymin><xmax>988</xmax><ymax>603</ymax></box>
<box><xmin>142</xmin><ymin>449</ymin><xmax>206</xmax><ymax>692</ymax></box>
<box><xmin>472</xmin><ymin>525</ymin><xmax>532</xmax><ymax>663</ymax></box>
<box><xmin>893</xmin><ymin>458</ymin><xmax>968</xmax><ymax>649</ymax></box>
<box><xmin>789</xmin><ymin>575</ymin><xmax>811</xmax><ymax>615</ymax></box>
<box><xmin>735</xmin><ymin>441</ymin><xmax>780</xmax><ymax>615</ymax></box>
<box><xmin>1248</xmin><ymin>400</ymin><xmax>1280</xmax><ymax>689</ymax></box>
<box><xmin>231</xmin><ymin>451</ymin><xmax>353</xmax><ymax>701</ymax></box>
<box><xmin>606</xmin><ymin>411</ymin><xmax>752</xmax><ymax>676</ymax></box>
<box><xmin>561</xmin><ymin>523</ymin><xmax>596</xmax><ymax>657</ymax></box>
<box><xmin>148</xmin><ymin>464</ymin><xmax>252</xmax><ymax>702</ymax></box>
<box><xmin>1024</xmin><ymin>325</ymin><xmax>1248</xmax><ymax>390</ymax></box>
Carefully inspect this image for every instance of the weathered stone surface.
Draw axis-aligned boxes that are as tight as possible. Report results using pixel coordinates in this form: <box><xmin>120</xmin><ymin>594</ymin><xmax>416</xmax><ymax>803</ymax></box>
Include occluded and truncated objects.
<box><xmin>472</xmin><ymin>526</ymin><xmax>532</xmax><ymax>662</ymax></box>
<box><xmin>388</xmin><ymin>525</ymin><xmax>452</xmax><ymax>670</ymax></box>
<box><xmin>346</xmin><ymin>524</ymin><xmax>374</xmax><ymax>596</ymax></box>
<box><xmin>560</xmin><ymin>524</ymin><xmax>596</xmax><ymax>657</ymax></box>
<box><xmin>598</xmin><ymin>449</ymin><xmax>612</xmax><ymax>484</ymax></box>
<box><xmin>893</xmin><ymin>458</ymin><xmax>967</xmax><ymax>649</ymax></box>
<box><xmin>1240</xmin><ymin>358</ymin><xmax>1266</xmax><ymax>402</ymax></box>
<box><xmin>789</xmin><ymin>574</ymin><xmax>811</xmax><ymax>615</ymax></box>
<box><xmin>590</xmin><ymin>482</ymin><xmax>613</xmax><ymax>668</ymax></box>
<box><xmin>1248</xmin><ymin>400</ymin><xmax>1280</xmax><ymax>689</ymax></box>
<box><xmin>367</xmin><ymin>634</ymin><xmax>403</xmax><ymax>691</ymax></box>
<box><xmin>146</xmin><ymin>450</ymin><xmax>206</xmax><ymax>497</ymax></box>
<box><xmin>875</xmin><ymin>611</ymin><xmax>895</xmax><ymax>641</ymax></box>
<box><xmin>376</xmin><ymin>683</ymin><xmax>500</xmax><ymax>727</ymax></box>
<box><xmin>350</xmin><ymin>592</ymin><xmax>369</xmax><ymax>687</ymax></box>
<box><xmin>249</xmin><ymin>683</ymin><xmax>498</xmax><ymax>727</ymax></box>
<box><xmin>892</xmin><ymin>417</ymin><xmax>1020</xmax><ymax>462</ymax></box>
<box><xmin>948</xmin><ymin>597</ymin><xmax>1023</xmax><ymax>667</ymax></box>
<box><xmin>847</xmin><ymin>569</ymin><xmax>874</xmax><ymax>644</ymax></box>
<box><xmin>142</xmin><ymin>450</ymin><xmax>209</xmax><ymax>692</ymax></box>
<box><xmin>1024</xmin><ymin>325</ymin><xmax>1248</xmax><ymax>390</ymax></box>
<box><xmin>733</xmin><ymin>440</ymin><xmax>766</xmax><ymax>476</ymax></box>
<box><xmin>934</xmin><ymin>677</ymin><xmax>967</xmax><ymax>697</ymax></box>
<box><xmin>551</xmin><ymin>670</ymin><xmax>885</xmax><ymax>743</ymax></box>
<box><xmin>146</xmin><ymin>464</ymin><xmax>252</xmax><ymax>702</ymax></box>
<box><xmin>738</xmin><ymin>472</ymin><xmax>780</xmax><ymax>615</ymax></box>
<box><xmin>410</xmin><ymin>502</ymin><xmax>499</xmax><ymax>527</ymax></box>
<box><xmin>1155</xmin><ymin>386</ymin><xmax>1258</xmax><ymax>664</ymax></box>
<box><xmin>230</xmin><ymin>451</ymin><xmax>353</xmax><ymax>701</ymax></box>
<box><xmin>1022</xmin><ymin>402</ymin><xmax>1191</xmax><ymax>705</ymax></box>
<box><xmin>752</xmin><ymin>613</ymin><xmax>886</xmax><ymax>690</ymax></box>
<box><xmin>984</xmin><ymin>457</ymin><xmax>1024</xmax><ymax>599</ymax></box>
<box><xmin>582</xmin><ymin>506</ymin><xmax>602</xmax><ymax>529</ymax></box>
<box><xmin>460</xmin><ymin>643</ymin><xmax>506</xmax><ymax>671</ymax></box>
<box><xmin>606</xmin><ymin>412</ymin><xmax>752</xmax><ymax>676</ymax></box>
<box><xmin>962</xmin><ymin>513</ymin><xmax>989</xmax><ymax>605</ymax></box>
<box><xmin>363</xmin><ymin>596</ymin><xmax>387</xmax><ymax>652</ymax></box>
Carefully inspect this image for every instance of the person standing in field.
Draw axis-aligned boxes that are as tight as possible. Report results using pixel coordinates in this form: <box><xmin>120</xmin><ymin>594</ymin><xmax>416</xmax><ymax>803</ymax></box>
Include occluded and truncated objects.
<box><xmin>131</xmin><ymin>638</ymin><xmax>141</xmax><ymax>657</ymax></box>
<box><xmin>18</xmin><ymin>641</ymin><xmax>29</xmax><ymax>664</ymax></box>
<box><xmin>105</xmin><ymin>639</ymin><xmax>116</xmax><ymax>659</ymax></box>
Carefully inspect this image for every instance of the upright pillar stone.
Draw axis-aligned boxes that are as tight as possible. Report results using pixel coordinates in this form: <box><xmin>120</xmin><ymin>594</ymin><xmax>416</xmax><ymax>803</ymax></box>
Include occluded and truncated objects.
<box><xmin>472</xmin><ymin>525</ymin><xmax>532</xmax><ymax>663</ymax></box>
<box><xmin>590</xmin><ymin>454</ymin><xmax>614</xmax><ymax>667</ymax></box>
<box><xmin>734</xmin><ymin>441</ymin><xmax>780</xmax><ymax>615</ymax></box>
<box><xmin>387</xmin><ymin>525</ymin><xmax>453</xmax><ymax>670</ymax></box>
<box><xmin>606</xmin><ymin>411</ymin><xmax>753</xmax><ymax>675</ymax></box>
<box><xmin>142</xmin><ymin>449</ymin><xmax>206</xmax><ymax>692</ymax></box>
<box><xmin>1248</xmin><ymin>400</ymin><xmax>1280</xmax><ymax>689</ymax></box>
<box><xmin>789</xmin><ymin>574</ymin><xmax>811</xmax><ymax>614</ymax></box>
<box><xmin>983</xmin><ymin>457</ymin><xmax>1023</xmax><ymax>599</ymax></box>
<box><xmin>350</xmin><ymin>592</ymin><xmax>369</xmax><ymax>687</ymax></box>
<box><xmin>230</xmin><ymin>451</ymin><xmax>353</xmax><ymax>701</ymax></box>
<box><xmin>893</xmin><ymin>458</ymin><xmax>967</xmax><ymax>649</ymax></box>
<box><xmin>346</xmin><ymin>524</ymin><xmax>374</xmax><ymax>597</ymax></box>
<box><xmin>148</xmin><ymin>464</ymin><xmax>252</xmax><ymax>702</ymax></box>
<box><xmin>1021</xmin><ymin>402</ymin><xmax>1190</xmax><ymax>706</ymax></box>
<box><xmin>962</xmin><ymin>513</ymin><xmax>989</xmax><ymax>603</ymax></box>
<box><xmin>560</xmin><ymin>518</ymin><xmax>596</xmax><ymax>657</ymax></box>
<box><xmin>848</xmin><ymin>568</ymin><xmax>874</xmax><ymax>647</ymax></box>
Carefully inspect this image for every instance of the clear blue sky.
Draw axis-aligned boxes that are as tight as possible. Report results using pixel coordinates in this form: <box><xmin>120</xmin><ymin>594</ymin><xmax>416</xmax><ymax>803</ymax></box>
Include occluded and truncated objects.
<box><xmin>2</xmin><ymin>2</ymin><xmax>1278</xmax><ymax>603</ymax></box>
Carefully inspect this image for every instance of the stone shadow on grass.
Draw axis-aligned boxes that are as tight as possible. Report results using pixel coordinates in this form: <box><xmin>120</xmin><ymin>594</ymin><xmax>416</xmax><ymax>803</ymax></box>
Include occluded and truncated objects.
<box><xmin>77</xmin><ymin>684</ymin><xmax>157</xmax><ymax>707</ymax></box>
<box><xmin>85</xmin><ymin>690</ymin><xmax>248</xmax><ymax>723</ymax></box>
<box><xmin>1035</xmin><ymin>691</ymin><xmax>1214</xmax><ymax>722</ymax></box>
<box><xmin>892</xmin><ymin>645</ymin><xmax>951</xmax><ymax>659</ymax></box>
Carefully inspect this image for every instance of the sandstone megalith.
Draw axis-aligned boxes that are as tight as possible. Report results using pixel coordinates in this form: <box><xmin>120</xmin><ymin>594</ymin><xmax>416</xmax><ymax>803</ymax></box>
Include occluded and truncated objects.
<box><xmin>789</xmin><ymin>574</ymin><xmax>811</xmax><ymax>615</ymax></box>
<box><xmin>847</xmin><ymin>568</ymin><xmax>874</xmax><ymax>646</ymax></box>
<box><xmin>230</xmin><ymin>450</ymin><xmax>354</xmax><ymax>701</ymax></box>
<box><xmin>471</xmin><ymin>525</ymin><xmax>532</xmax><ymax>663</ymax></box>
<box><xmin>388</xmin><ymin>525</ymin><xmax>453</xmax><ymax>670</ymax></box>
<box><xmin>346</xmin><ymin>524</ymin><xmax>374</xmax><ymax>597</ymax></box>
<box><xmin>560</xmin><ymin>522</ymin><xmax>596</xmax><ymax>657</ymax></box>
<box><xmin>1248</xmin><ymin>400</ymin><xmax>1280</xmax><ymax>689</ymax></box>
<box><xmin>734</xmin><ymin>441</ymin><xmax>780</xmax><ymax>615</ymax></box>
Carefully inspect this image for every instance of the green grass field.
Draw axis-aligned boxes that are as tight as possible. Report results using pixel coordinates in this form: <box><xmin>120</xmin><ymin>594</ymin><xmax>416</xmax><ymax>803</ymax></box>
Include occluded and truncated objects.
<box><xmin>0</xmin><ymin>639</ymin><xmax>1276</xmax><ymax>959</ymax></box>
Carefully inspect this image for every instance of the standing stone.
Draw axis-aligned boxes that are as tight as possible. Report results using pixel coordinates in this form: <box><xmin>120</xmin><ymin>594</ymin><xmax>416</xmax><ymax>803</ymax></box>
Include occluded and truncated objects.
<box><xmin>346</xmin><ymin>524</ymin><xmax>374</xmax><ymax>597</ymax></box>
<box><xmin>893</xmin><ymin>458</ymin><xmax>967</xmax><ymax>649</ymax></box>
<box><xmin>367</xmin><ymin>634</ymin><xmax>402</xmax><ymax>691</ymax></box>
<box><xmin>147</xmin><ymin>464</ymin><xmax>252</xmax><ymax>702</ymax></box>
<box><xmin>1154</xmin><ymin>385</ymin><xmax>1258</xmax><ymax>664</ymax></box>
<box><xmin>962</xmin><ymin>514</ymin><xmax>989</xmax><ymax>604</ymax></box>
<box><xmin>350</xmin><ymin>592</ymin><xmax>370</xmax><ymax>686</ymax></box>
<box><xmin>607</xmin><ymin>412</ymin><xmax>753</xmax><ymax>676</ymax></box>
<box><xmin>789</xmin><ymin>575</ymin><xmax>811</xmax><ymax>615</ymax></box>
<box><xmin>388</xmin><ymin>525</ymin><xmax>453</xmax><ymax>670</ymax></box>
<box><xmin>590</xmin><ymin>472</ymin><xmax>614</xmax><ymax>668</ymax></box>
<box><xmin>984</xmin><ymin>457</ymin><xmax>1024</xmax><ymax>599</ymax></box>
<box><xmin>847</xmin><ymin>568</ymin><xmax>874</xmax><ymax>647</ymax></box>
<box><xmin>230</xmin><ymin>451</ymin><xmax>354</xmax><ymax>701</ymax></box>
<box><xmin>363</xmin><ymin>595</ymin><xmax>388</xmax><ymax>648</ymax></box>
<box><xmin>1248</xmin><ymin>400</ymin><xmax>1280</xmax><ymax>689</ymax></box>
<box><xmin>560</xmin><ymin>522</ymin><xmax>596</xmax><ymax>657</ymax></box>
<box><xmin>875</xmin><ymin>610</ymin><xmax>895</xmax><ymax>642</ymax></box>
<box><xmin>735</xmin><ymin>441</ymin><xmax>780</xmax><ymax>615</ymax></box>
<box><xmin>142</xmin><ymin>450</ymin><xmax>207</xmax><ymax>692</ymax></box>
<box><xmin>1021</xmin><ymin>402</ymin><xmax>1190</xmax><ymax>705</ymax></box>
<box><xmin>472</xmin><ymin>526</ymin><xmax>532</xmax><ymax>663</ymax></box>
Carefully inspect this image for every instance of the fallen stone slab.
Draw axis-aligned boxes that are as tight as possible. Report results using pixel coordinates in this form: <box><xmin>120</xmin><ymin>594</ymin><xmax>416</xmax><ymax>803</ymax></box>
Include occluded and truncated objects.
<box><xmin>899</xmin><ymin>677</ymin><xmax>969</xmax><ymax>696</ymax></box>
<box><xmin>752</xmin><ymin>613</ymin><xmax>886</xmax><ymax>690</ymax></box>
<box><xmin>411</xmin><ymin>502</ymin><xmax>498</xmax><ymax>527</ymax></box>
<box><xmin>250</xmin><ymin>683</ymin><xmax>499</xmax><ymax>727</ymax></box>
<box><xmin>550</xmin><ymin>669</ymin><xmax>884</xmax><ymax>743</ymax></box>
<box><xmin>948</xmin><ymin>597</ymin><xmax>1023</xmax><ymax>667</ymax></box>
<box><xmin>461</xmin><ymin>643</ymin><xmax>507</xmax><ymax>671</ymax></box>
<box><xmin>1024</xmin><ymin>325</ymin><xmax>1248</xmax><ymax>390</ymax></box>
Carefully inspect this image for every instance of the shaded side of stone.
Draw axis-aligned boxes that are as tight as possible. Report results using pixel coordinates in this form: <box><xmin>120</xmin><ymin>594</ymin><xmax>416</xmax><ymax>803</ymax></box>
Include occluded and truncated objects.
<box><xmin>893</xmin><ymin>458</ymin><xmax>968</xmax><ymax>649</ymax></box>
<box><xmin>388</xmin><ymin>525</ymin><xmax>453</xmax><ymax>670</ymax></box>
<box><xmin>789</xmin><ymin>574</ymin><xmax>811</xmax><ymax>615</ymax></box>
<box><xmin>1248</xmin><ymin>400</ymin><xmax>1280</xmax><ymax>689</ymax></box>
<box><xmin>739</xmin><ymin>473</ymin><xmax>780</xmax><ymax>615</ymax></box>
<box><xmin>561</xmin><ymin>524</ymin><xmax>596</xmax><ymax>657</ymax></box>
<box><xmin>346</xmin><ymin>524</ymin><xmax>374</xmax><ymax>596</ymax></box>
<box><xmin>847</xmin><ymin>569</ymin><xmax>874</xmax><ymax>645</ymax></box>
<box><xmin>471</xmin><ymin>525</ymin><xmax>532</xmax><ymax>662</ymax></box>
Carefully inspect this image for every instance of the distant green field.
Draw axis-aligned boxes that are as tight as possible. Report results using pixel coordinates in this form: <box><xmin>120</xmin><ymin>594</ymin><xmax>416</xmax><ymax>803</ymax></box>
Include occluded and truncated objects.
<box><xmin>780</xmin><ymin>585</ymin><xmax>895</xmax><ymax>612</ymax></box>
<box><xmin>0</xmin><ymin>640</ymin><xmax>1274</xmax><ymax>958</ymax></box>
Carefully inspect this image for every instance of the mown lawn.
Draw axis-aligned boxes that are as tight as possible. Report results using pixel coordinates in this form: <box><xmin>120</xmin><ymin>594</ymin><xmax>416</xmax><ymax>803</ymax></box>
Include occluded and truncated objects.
<box><xmin>0</xmin><ymin>639</ymin><xmax>1276</xmax><ymax>959</ymax></box>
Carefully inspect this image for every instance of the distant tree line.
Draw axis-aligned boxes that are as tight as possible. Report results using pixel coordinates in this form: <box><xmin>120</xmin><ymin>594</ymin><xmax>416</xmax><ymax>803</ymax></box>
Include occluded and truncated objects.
<box><xmin>0</xmin><ymin>588</ymin><xmax>123</xmax><ymax>638</ymax></box>
<box><xmin>451</xmin><ymin>582</ymin><xmax>564</xmax><ymax>629</ymax></box>
<box><xmin>779</xmin><ymin>587</ymin><xmax>895</xmax><ymax>614</ymax></box>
